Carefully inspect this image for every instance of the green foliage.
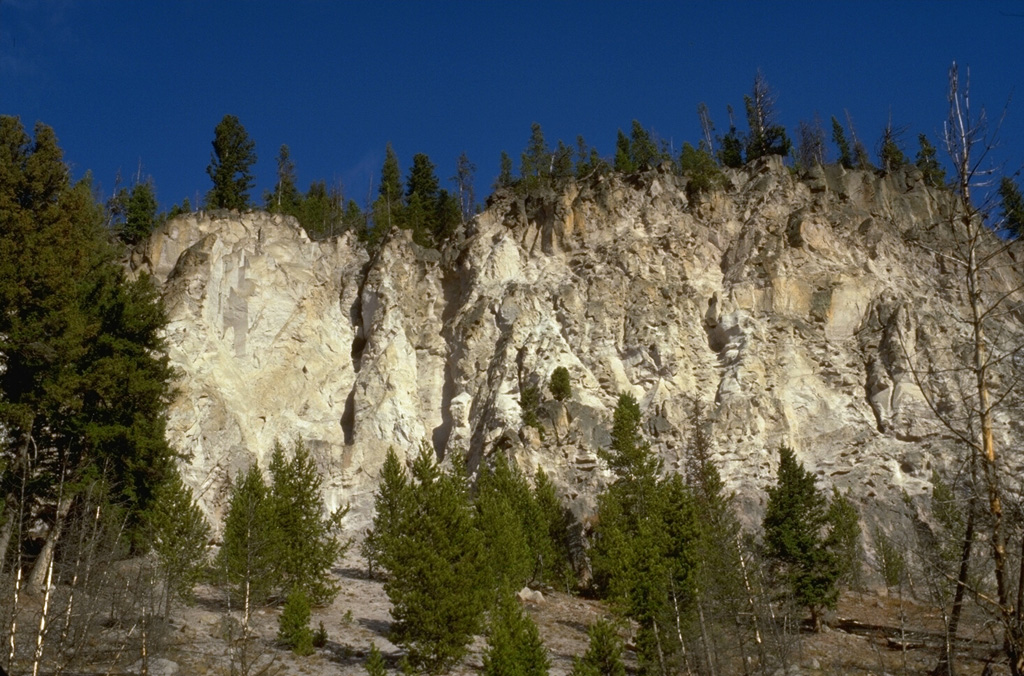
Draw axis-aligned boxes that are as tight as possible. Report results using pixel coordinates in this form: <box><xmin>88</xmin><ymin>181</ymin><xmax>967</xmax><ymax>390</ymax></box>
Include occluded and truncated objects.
<box><xmin>744</xmin><ymin>72</ymin><xmax>791</xmax><ymax>161</ymax></box>
<box><xmin>109</xmin><ymin>179</ymin><xmax>159</xmax><ymax>245</ymax></box>
<box><xmin>873</xmin><ymin>526</ymin><xmax>906</xmax><ymax>589</ymax></box>
<box><xmin>520</xmin><ymin>122</ymin><xmax>550</xmax><ymax>185</ymax></box>
<box><xmin>476</xmin><ymin>452</ymin><xmax>541</xmax><ymax>589</ymax></box>
<box><xmin>150</xmin><ymin>469</ymin><xmax>211</xmax><ymax>618</ymax></box>
<box><xmin>716</xmin><ymin>106</ymin><xmax>745</xmax><ymax>168</ymax></box>
<box><xmin>593</xmin><ymin>393</ymin><xmax>699</xmax><ymax>673</ymax></box>
<box><xmin>301</xmin><ymin>180</ymin><xmax>344</xmax><ymax>240</ymax></box>
<box><xmin>574</xmin><ymin>135</ymin><xmax>607</xmax><ymax>178</ymax></box>
<box><xmin>826</xmin><ymin>487</ymin><xmax>863</xmax><ymax>589</ymax></box>
<box><xmin>613</xmin><ymin>130</ymin><xmax>634</xmax><ymax>174</ymax></box>
<box><xmin>915</xmin><ymin>134</ymin><xmax>947</xmax><ymax>188</ymax></box>
<box><xmin>378</xmin><ymin>445</ymin><xmax>487</xmax><ymax>673</ymax></box>
<box><xmin>482</xmin><ymin>588</ymin><xmax>550</xmax><ymax>676</ymax></box>
<box><xmin>313</xmin><ymin>621</ymin><xmax>328</xmax><ymax>648</ymax></box>
<box><xmin>216</xmin><ymin>464</ymin><xmax>279</xmax><ymax>607</ymax></box>
<box><xmin>930</xmin><ymin>470</ymin><xmax>967</xmax><ymax>569</ymax></box>
<box><xmin>0</xmin><ymin>117</ymin><xmax>176</xmax><ymax>552</ymax></box>
<box><xmin>831</xmin><ymin>117</ymin><xmax>853</xmax><ymax>169</ymax></box>
<box><xmin>763</xmin><ymin>446</ymin><xmax>840</xmax><ymax>630</ymax></box>
<box><xmin>879</xmin><ymin>123</ymin><xmax>908</xmax><ymax>173</ymax></box>
<box><xmin>277</xmin><ymin>586</ymin><xmax>315</xmax><ymax>656</ymax></box>
<box><xmin>268</xmin><ymin>438</ymin><xmax>347</xmax><ymax>605</ymax></box>
<box><xmin>166</xmin><ymin>196</ymin><xmax>192</xmax><ymax>218</ymax></box>
<box><xmin>365</xmin><ymin>642</ymin><xmax>387</xmax><ymax>676</ymax></box>
<box><xmin>552</xmin><ymin>140</ymin><xmax>574</xmax><ymax>180</ymax></box>
<box><xmin>548</xmin><ymin>366</ymin><xmax>572</xmax><ymax>402</ymax></box>
<box><xmin>853</xmin><ymin>138</ymin><xmax>874</xmax><ymax>171</ymax></box>
<box><xmin>205</xmin><ymin>114</ymin><xmax>256</xmax><ymax>210</ymax></box>
<box><xmin>405</xmin><ymin>152</ymin><xmax>440</xmax><ymax>246</ymax></box>
<box><xmin>678</xmin><ymin>142</ymin><xmax>724</xmax><ymax>202</ymax></box>
<box><xmin>265</xmin><ymin>144</ymin><xmax>302</xmax><ymax>218</ymax></box>
<box><xmin>612</xmin><ymin>121</ymin><xmax>667</xmax><ymax>175</ymax></box>
<box><xmin>520</xmin><ymin>383</ymin><xmax>543</xmax><ymax>432</ymax></box>
<box><xmin>629</xmin><ymin>120</ymin><xmax>662</xmax><ymax>170</ymax></box>
<box><xmin>363</xmin><ymin>447</ymin><xmax>412</xmax><ymax>577</ymax></box>
<box><xmin>370</xmin><ymin>143</ymin><xmax>404</xmax><ymax>246</ymax></box>
<box><xmin>999</xmin><ymin>176</ymin><xmax>1024</xmax><ymax>238</ymax></box>
<box><xmin>570</xmin><ymin>619</ymin><xmax>626</xmax><ymax>676</ymax></box>
<box><xmin>495</xmin><ymin>151</ymin><xmax>515</xmax><ymax>190</ymax></box>
<box><xmin>683</xmin><ymin>399</ymin><xmax>747</xmax><ymax>660</ymax></box>
<box><xmin>532</xmin><ymin>467</ymin><xmax>579</xmax><ymax>591</ymax></box>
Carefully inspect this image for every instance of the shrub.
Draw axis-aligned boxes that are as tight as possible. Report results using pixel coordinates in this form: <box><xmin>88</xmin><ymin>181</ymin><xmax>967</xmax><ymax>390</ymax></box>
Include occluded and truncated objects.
<box><xmin>549</xmin><ymin>366</ymin><xmax>571</xmax><ymax>402</ymax></box>
<box><xmin>278</xmin><ymin>587</ymin><xmax>314</xmax><ymax>656</ymax></box>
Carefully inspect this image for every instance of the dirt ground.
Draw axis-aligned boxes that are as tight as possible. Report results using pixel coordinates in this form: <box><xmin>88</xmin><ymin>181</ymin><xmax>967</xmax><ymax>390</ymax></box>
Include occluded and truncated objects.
<box><xmin>145</xmin><ymin>549</ymin><xmax>1009</xmax><ymax>676</ymax></box>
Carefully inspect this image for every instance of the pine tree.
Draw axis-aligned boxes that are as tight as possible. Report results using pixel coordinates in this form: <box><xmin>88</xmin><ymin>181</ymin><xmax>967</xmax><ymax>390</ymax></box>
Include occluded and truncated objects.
<box><xmin>879</xmin><ymin>122</ymin><xmax>908</xmax><ymax>174</ymax></box>
<box><xmin>0</xmin><ymin>117</ymin><xmax>177</xmax><ymax>583</ymax></box>
<box><xmin>370</xmin><ymin>143</ymin><xmax>404</xmax><ymax>246</ymax></box>
<box><xmin>520</xmin><ymin>122</ymin><xmax>549</xmax><ymax>184</ymax></box>
<box><xmin>532</xmin><ymin>467</ymin><xmax>578</xmax><ymax>591</ymax></box>
<box><xmin>570</xmin><ymin>619</ymin><xmax>626</xmax><ymax>676</ymax></box>
<box><xmin>363</xmin><ymin>447</ymin><xmax>412</xmax><ymax>577</ymax></box>
<box><xmin>495</xmin><ymin>151</ymin><xmax>515</xmax><ymax>190</ymax></box>
<box><xmin>268</xmin><ymin>439</ymin><xmax>347</xmax><ymax>605</ymax></box>
<box><xmin>613</xmin><ymin>130</ymin><xmax>634</xmax><ymax>174</ymax></box>
<box><xmin>205</xmin><ymin>114</ymin><xmax>257</xmax><ymax>210</ymax></box>
<box><xmin>592</xmin><ymin>393</ymin><xmax>698</xmax><ymax>673</ymax></box>
<box><xmin>482</xmin><ymin>588</ymin><xmax>550</xmax><ymax>676</ymax></box>
<box><xmin>762</xmin><ymin>446</ymin><xmax>840</xmax><ymax>631</ymax></box>
<box><xmin>217</xmin><ymin>464</ymin><xmax>279</xmax><ymax>610</ymax></box>
<box><xmin>405</xmin><ymin>153</ymin><xmax>440</xmax><ymax>246</ymax></box>
<box><xmin>629</xmin><ymin>120</ymin><xmax>661</xmax><ymax>170</ymax></box>
<box><xmin>520</xmin><ymin>383</ymin><xmax>542</xmax><ymax>432</ymax></box>
<box><xmin>277</xmin><ymin>586</ymin><xmax>315</xmax><ymax>656</ymax></box>
<box><xmin>552</xmin><ymin>139</ymin><xmax>574</xmax><ymax>180</ymax></box>
<box><xmin>743</xmin><ymin>71</ymin><xmax>791</xmax><ymax>161</ymax></box>
<box><xmin>301</xmin><ymin>180</ymin><xmax>343</xmax><ymax>240</ymax></box>
<box><xmin>831</xmin><ymin>117</ymin><xmax>853</xmax><ymax>169</ymax></box>
<box><xmin>716</xmin><ymin>106</ymin><xmax>745</xmax><ymax>168</ymax></box>
<box><xmin>434</xmin><ymin>188</ymin><xmax>461</xmax><ymax>245</ymax></box>
<box><xmin>915</xmin><ymin>134</ymin><xmax>947</xmax><ymax>188</ymax></box>
<box><xmin>110</xmin><ymin>179</ymin><xmax>159</xmax><ymax>245</ymax></box>
<box><xmin>678</xmin><ymin>142</ymin><xmax>724</xmax><ymax>201</ymax></box>
<box><xmin>998</xmin><ymin>176</ymin><xmax>1024</xmax><ymax>238</ymax></box>
<box><xmin>548</xmin><ymin>367</ymin><xmax>571</xmax><ymax>402</ymax></box>
<box><xmin>265</xmin><ymin>144</ymin><xmax>302</xmax><ymax>217</ymax></box>
<box><xmin>826</xmin><ymin>487</ymin><xmax>862</xmax><ymax>590</ymax></box>
<box><xmin>150</xmin><ymin>469</ymin><xmax>211</xmax><ymax>619</ymax></box>
<box><xmin>683</xmin><ymin>399</ymin><xmax>746</xmax><ymax>674</ymax></box>
<box><xmin>383</xmin><ymin>445</ymin><xmax>487</xmax><ymax>673</ymax></box>
<box><xmin>365</xmin><ymin>642</ymin><xmax>387</xmax><ymax>676</ymax></box>
<box><xmin>476</xmin><ymin>452</ymin><xmax>540</xmax><ymax>590</ymax></box>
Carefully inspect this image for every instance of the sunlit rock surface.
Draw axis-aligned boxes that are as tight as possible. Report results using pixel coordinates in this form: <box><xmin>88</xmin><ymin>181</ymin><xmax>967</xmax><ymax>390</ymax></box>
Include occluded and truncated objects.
<box><xmin>131</xmin><ymin>159</ymin><xmax>1024</xmax><ymax>531</ymax></box>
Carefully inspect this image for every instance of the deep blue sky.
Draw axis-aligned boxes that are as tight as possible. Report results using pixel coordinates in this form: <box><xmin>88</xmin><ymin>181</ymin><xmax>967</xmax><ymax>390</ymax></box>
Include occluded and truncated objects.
<box><xmin>3</xmin><ymin>1</ymin><xmax>1023</xmax><ymax>213</ymax></box>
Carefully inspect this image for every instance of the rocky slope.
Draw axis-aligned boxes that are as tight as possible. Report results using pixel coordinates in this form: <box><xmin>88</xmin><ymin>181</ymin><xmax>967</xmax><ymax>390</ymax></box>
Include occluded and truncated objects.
<box><xmin>129</xmin><ymin>157</ymin><xmax>1024</xmax><ymax>533</ymax></box>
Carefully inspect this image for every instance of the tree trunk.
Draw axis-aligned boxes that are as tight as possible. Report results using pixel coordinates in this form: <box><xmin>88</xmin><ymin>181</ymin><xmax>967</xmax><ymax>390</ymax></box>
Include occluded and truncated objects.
<box><xmin>27</xmin><ymin>497</ymin><xmax>71</xmax><ymax>593</ymax></box>
<box><xmin>935</xmin><ymin>490</ymin><xmax>977</xmax><ymax>676</ymax></box>
<box><xmin>0</xmin><ymin>505</ymin><xmax>14</xmax><ymax>574</ymax></box>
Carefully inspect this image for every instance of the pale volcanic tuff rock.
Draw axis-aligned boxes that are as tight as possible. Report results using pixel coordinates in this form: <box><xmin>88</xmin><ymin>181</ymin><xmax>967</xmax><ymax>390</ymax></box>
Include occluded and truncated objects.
<box><xmin>132</xmin><ymin>158</ymin><xmax>1024</xmax><ymax>531</ymax></box>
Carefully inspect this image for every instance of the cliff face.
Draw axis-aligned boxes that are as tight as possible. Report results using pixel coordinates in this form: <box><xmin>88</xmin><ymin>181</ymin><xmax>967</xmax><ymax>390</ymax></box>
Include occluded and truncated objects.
<box><xmin>130</xmin><ymin>158</ymin><xmax>1024</xmax><ymax>528</ymax></box>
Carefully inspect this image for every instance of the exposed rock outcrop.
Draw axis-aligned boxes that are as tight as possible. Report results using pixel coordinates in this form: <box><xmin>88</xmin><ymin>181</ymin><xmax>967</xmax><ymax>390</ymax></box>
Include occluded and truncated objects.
<box><xmin>130</xmin><ymin>160</ymin><xmax>1024</xmax><ymax>530</ymax></box>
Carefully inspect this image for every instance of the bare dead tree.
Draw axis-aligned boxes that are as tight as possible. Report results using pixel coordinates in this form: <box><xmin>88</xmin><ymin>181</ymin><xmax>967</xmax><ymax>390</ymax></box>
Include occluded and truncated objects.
<box><xmin>895</xmin><ymin>61</ymin><xmax>1024</xmax><ymax>676</ymax></box>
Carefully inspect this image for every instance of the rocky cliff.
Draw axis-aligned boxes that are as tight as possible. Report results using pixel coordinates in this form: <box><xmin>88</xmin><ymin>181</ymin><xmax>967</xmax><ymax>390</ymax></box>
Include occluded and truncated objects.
<box><xmin>129</xmin><ymin>157</ymin><xmax>1024</xmax><ymax>531</ymax></box>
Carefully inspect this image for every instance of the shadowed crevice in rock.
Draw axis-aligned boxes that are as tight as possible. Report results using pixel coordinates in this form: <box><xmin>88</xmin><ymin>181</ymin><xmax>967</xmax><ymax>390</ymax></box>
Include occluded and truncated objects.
<box><xmin>341</xmin><ymin>388</ymin><xmax>356</xmax><ymax>445</ymax></box>
<box><xmin>431</xmin><ymin>268</ymin><xmax>464</xmax><ymax>459</ymax></box>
